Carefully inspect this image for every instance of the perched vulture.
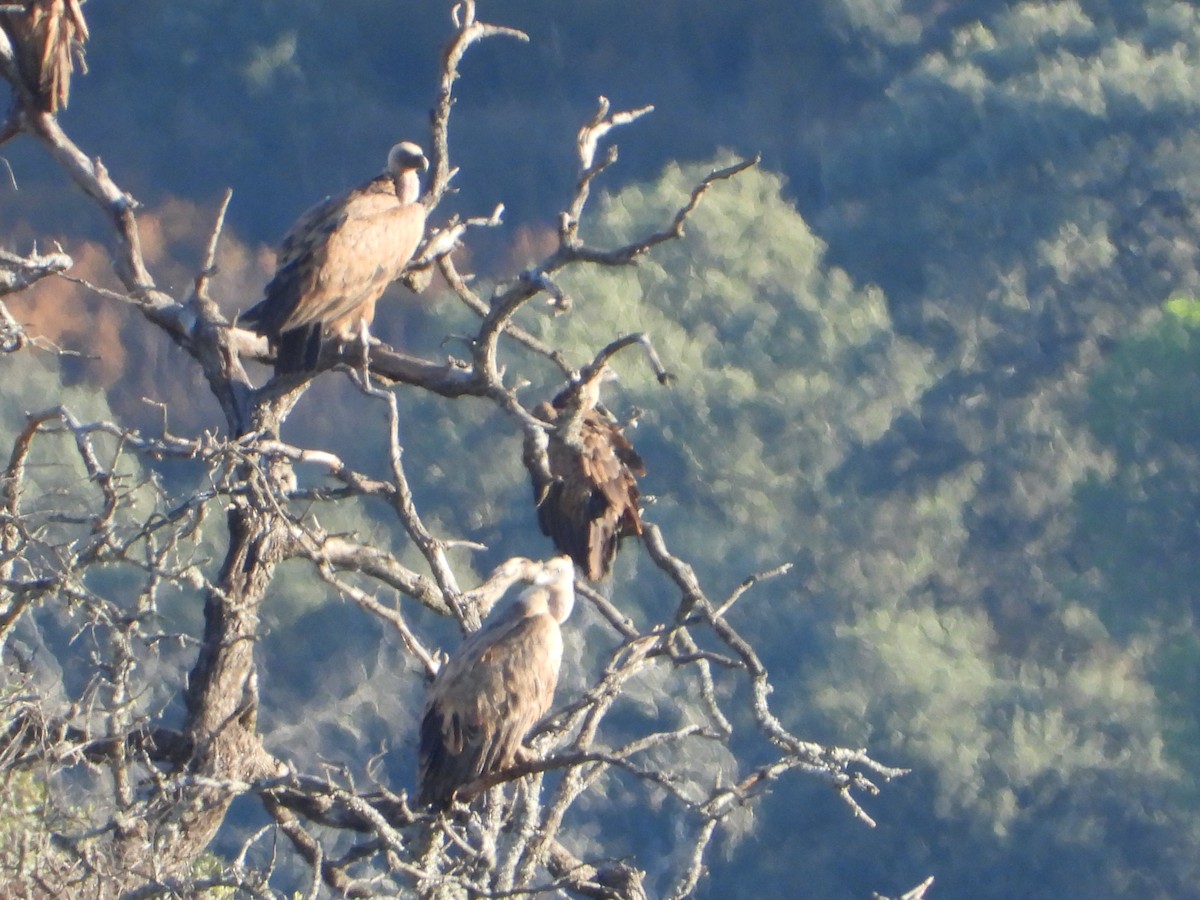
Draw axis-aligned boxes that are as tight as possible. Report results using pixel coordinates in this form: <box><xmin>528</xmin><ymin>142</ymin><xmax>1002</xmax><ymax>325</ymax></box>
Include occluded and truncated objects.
<box><xmin>240</xmin><ymin>141</ymin><xmax>428</xmax><ymax>374</ymax></box>
<box><xmin>0</xmin><ymin>0</ymin><xmax>89</xmax><ymax>112</ymax></box>
<box><xmin>418</xmin><ymin>557</ymin><xmax>575</xmax><ymax>810</ymax></box>
<box><xmin>533</xmin><ymin>371</ymin><xmax>645</xmax><ymax>581</ymax></box>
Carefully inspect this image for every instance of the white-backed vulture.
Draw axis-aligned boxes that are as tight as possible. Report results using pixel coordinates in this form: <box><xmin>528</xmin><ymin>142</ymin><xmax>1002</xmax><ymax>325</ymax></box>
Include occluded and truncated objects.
<box><xmin>240</xmin><ymin>141</ymin><xmax>428</xmax><ymax>374</ymax></box>
<box><xmin>533</xmin><ymin>372</ymin><xmax>645</xmax><ymax>581</ymax></box>
<box><xmin>0</xmin><ymin>0</ymin><xmax>89</xmax><ymax>112</ymax></box>
<box><xmin>418</xmin><ymin>557</ymin><xmax>575</xmax><ymax>810</ymax></box>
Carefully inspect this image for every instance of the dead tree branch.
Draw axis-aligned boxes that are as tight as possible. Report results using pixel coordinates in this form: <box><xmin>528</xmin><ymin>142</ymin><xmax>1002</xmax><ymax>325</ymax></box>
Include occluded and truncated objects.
<box><xmin>0</xmin><ymin>2</ymin><xmax>900</xmax><ymax>897</ymax></box>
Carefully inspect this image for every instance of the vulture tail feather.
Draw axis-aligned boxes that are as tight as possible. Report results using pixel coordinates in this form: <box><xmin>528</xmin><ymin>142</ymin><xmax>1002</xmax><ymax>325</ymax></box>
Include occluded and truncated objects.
<box><xmin>274</xmin><ymin>325</ymin><xmax>323</xmax><ymax>374</ymax></box>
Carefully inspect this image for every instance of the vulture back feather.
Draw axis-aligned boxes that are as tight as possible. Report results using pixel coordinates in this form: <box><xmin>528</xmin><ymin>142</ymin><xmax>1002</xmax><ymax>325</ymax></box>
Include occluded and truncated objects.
<box><xmin>0</xmin><ymin>0</ymin><xmax>88</xmax><ymax>112</ymax></box>
<box><xmin>418</xmin><ymin>557</ymin><xmax>575</xmax><ymax>809</ymax></box>
<box><xmin>240</xmin><ymin>141</ymin><xmax>428</xmax><ymax>373</ymax></box>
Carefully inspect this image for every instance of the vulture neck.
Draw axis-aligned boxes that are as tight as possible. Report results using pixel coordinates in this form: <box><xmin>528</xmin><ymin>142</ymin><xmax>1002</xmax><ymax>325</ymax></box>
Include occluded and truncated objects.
<box><xmin>394</xmin><ymin>170</ymin><xmax>422</xmax><ymax>205</ymax></box>
<box><xmin>546</xmin><ymin>581</ymin><xmax>575</xmax><ymax>624</ymax></box>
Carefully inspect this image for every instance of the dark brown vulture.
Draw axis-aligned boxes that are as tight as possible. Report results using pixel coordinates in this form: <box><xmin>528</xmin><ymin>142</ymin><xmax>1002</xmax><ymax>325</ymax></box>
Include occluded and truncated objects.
<box><xmin>0</xmin><ymin>0</ymin><xmax>89</xmax><ymax>113</ymax></box>
<box><xmin>533</xmin><ymin>371</ymin><xmax>645</xmax><ymax>581</ymax></box>
<box><xmin>418</xmin><ymin>557</ymin><xmax>575</xmax><ymax>810</ymax></box>
<box><xmin>239</xmin><ymin>141</ymin><xmax>428</xmax><ymax>374</ymax></box>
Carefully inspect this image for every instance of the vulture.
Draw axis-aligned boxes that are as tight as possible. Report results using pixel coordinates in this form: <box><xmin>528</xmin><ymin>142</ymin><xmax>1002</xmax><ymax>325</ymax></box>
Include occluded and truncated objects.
<box><xmin>533</xmin><ymin>371</ymin><xmax>645</xmax><ymax>581</ymax></box>
<box><xmin>0</xmin><ymin>0</ymin><xmax>89</xmax><ymax>113</ymax></box>
<box><xmin>240</xmin><ymin>141</ymin><xmax>428</xmax><ymax>374</ymax></box>
<box><xmin>418</xmin><ymin>557</ymin><xmax>575</xmax><ymax>810</ymax></box>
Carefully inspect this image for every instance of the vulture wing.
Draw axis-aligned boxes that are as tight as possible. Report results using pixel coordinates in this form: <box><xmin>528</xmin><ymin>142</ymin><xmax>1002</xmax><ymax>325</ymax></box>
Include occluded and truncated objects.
<box><xmin>269</xmin><ymin>178</ymin><xmax>425</xmax><ymax>332</ymax></box>
<box><xmin>0</xmin><ymin>0</ymin><xmax>88</xmax><ymax>112</ymax></box>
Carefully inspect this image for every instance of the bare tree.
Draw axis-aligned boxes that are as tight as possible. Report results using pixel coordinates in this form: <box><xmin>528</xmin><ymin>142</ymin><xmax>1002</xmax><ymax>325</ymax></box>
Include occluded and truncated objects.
<box><xmin>0</xmin><ymin>3</ymin><xmax>904</xmax><ymax>897</ymax></box>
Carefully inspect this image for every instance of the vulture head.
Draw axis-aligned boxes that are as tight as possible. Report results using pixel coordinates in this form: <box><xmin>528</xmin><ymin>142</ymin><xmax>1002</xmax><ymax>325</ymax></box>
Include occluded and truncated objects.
<box><xmin>388</xmin><ymin>141</ymin><xmax>429</xmax><ymax>175</ymax></box>
<box><xmin>387</xmin><ymin>141</ymin><xmax>429</xmax><ymax>204</ymax></box>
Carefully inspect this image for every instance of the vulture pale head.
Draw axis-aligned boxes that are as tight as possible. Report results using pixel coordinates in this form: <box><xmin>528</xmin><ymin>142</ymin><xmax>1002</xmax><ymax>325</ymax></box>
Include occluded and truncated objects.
<box><xmin>388</xmin><ymin>141</ymin><xmax>429</xmax><ymax>174</ymax></box>
<box><xmin>417</xmin><ymin>556</ymin><xmax>576</xmax><ymax>810</ymax></box>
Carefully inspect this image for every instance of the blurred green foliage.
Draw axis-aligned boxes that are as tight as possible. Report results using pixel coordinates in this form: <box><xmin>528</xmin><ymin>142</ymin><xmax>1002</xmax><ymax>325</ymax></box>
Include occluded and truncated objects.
<box><xmin>1072</xmin><ymin>298</ymin><xmax>1200</xmax><ymax>787</ymax></box>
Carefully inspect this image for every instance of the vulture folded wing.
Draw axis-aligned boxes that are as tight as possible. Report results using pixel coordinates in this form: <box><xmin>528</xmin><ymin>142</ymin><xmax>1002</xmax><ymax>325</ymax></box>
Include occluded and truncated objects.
<box><xmin>536</xmin><ymin>476</ymin><xmax>597</xmax><ymax>581</ymax></box>
<box><xmin>609</xmin><ymin>426</ymin><xmax>647</xmax><ymax>477</ymax></box>
<box><xmin>276</xmin><ymin>182</ymin><xmax>417</xmax><ymax>332</ymax></box>
<box><xmin>0</xmin><ymin>0</ymin><xmax>88</xmax><ymax>112</ymax></box>
<box><xmin>581</xmin><ymin>417</ymin><xmax>644</xmax><ymax>536</ymax></box>
<box><xmin>238</xmin><ymin>195</ymin><xmax>350</xmax><ymax>337</ymax></box>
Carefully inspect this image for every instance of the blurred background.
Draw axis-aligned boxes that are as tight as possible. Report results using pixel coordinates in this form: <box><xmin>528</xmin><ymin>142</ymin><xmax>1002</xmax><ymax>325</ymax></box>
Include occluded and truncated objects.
<box><xmin>4</xmin><ymin>1</ymin><xmax>1200</xmax><ymax>896</ymax></box>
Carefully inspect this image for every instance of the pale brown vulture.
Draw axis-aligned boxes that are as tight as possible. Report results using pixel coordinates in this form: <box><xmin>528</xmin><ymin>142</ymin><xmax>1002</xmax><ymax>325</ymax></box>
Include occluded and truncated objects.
<box><xmin>240</xmin><ymin>141</ymin><xmax>428</xmax><ymax>373</ymax></box>
<box><xmin>533</xmin><ymin>371</ymin><xmax>645</xmax><ymax>581</ymax></box>
<box><xmin>418</xmin><ymin>557</ymin><xmax>575</xmax><ymax>810</ymax></box>
<box><xmin>0</xmin><ymin>0</ymin><xmax>89</xmax><ymax>112</ymax></box>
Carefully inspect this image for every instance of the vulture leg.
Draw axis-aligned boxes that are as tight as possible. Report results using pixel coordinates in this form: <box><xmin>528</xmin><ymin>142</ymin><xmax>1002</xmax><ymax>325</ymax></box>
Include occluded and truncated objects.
<box><xmin>356</xmin><ymin>318</ymin><xmax>373</xmax><ymax>385</ymax></box>
<box><xmin>358</xmin><ymin>318</ymin><xmax>375</xmax><ymax>362</ymax></box>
